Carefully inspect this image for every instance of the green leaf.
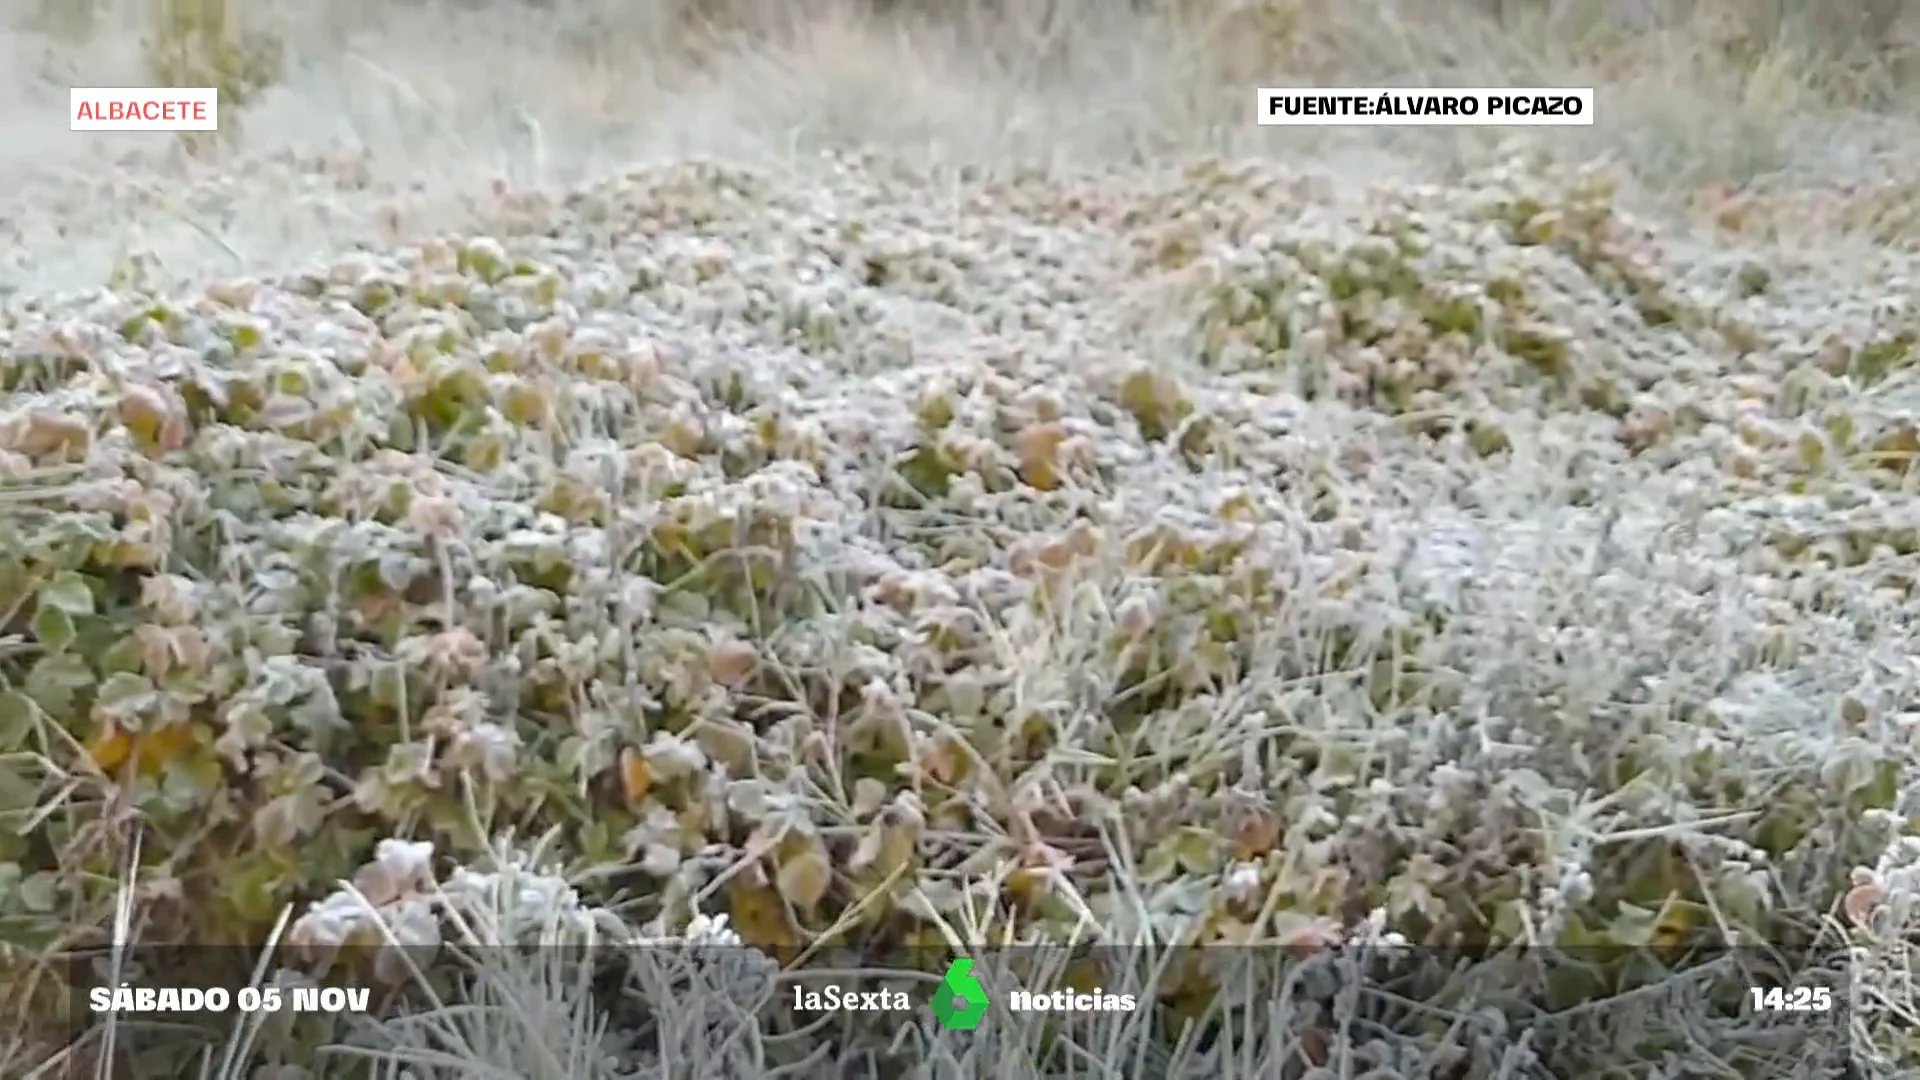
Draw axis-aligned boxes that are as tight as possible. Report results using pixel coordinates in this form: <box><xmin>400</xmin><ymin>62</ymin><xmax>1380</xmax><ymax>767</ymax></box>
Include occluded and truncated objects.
<box><xmin>1604</xmin><ymin>902</ymin><xmax>1658</xmax><ymax>947</ymax></box>
<box><xmin>24</xmin><ymin>653</ymin><xmax>95</xmax><ymax>720</ymax></box>
<box><xmin>30</xmin><ymin>606</ymin><xmax>76</xmax><ymax>654</ymax></box>
<box><xmin>155</xmin><ymin>754</ymin><xmax>223</xmax><ymax>816</ymax></box>
<box><xmin>19</xmin><ymin>872</ymin><xmax>59</xmax><ymax>913</ymax></box>
<box><xmin>97</xmin><ymin>634</ymin><xmax>147</xmax><ymax>676</ymax></box>
<box><xmin>95</xmin><ymin>672</ymin><xmax>157</xmax><ymax>712</ymax></box>
<box><xmin>0</xmin><ymin>691</ymin><xmax>38</xmax><ymax>752</ymax></box>
<box><xmin>1859</xmin><ymin>759</ymin><xmax>1901</xmax><ymax>812</ymax></box>
<box><xmin>899</xmin><ymin>446</ymin><xmax>954</xmax><ymax>498</ymax></box>
<box><xmin>224</xmin><ymin>854</ymin><xmax>294</xmax><ymax>927</ymax></box>
<box><xmin>37</xmin><ymin>571</ymin><xmax>95</xmax><ymax>616</ymax></box>
<box><xmin>1170</xmin><ymin>826</ymin><xmax>1224</xmax><ymax>875</ymax></box>
<box><xmin>0</xmin><ymin>762</ymin><xmax>40</xmax><ymax>814</ymax></box>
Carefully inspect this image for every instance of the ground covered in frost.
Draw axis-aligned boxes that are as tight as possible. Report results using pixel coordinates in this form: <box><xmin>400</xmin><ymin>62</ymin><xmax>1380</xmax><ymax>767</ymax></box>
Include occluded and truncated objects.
<box><xmin>4</xmin><ymin>152</ymin><xmax>1918</xmax><ymax>1076</ymax></box>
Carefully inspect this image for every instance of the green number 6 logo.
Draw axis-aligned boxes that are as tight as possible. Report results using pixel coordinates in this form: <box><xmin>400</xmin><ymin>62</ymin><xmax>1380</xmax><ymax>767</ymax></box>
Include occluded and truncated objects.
<box><xmin>931</xmin><ymin>958</ymin><xmax>989</xmax><ymax>1030</ymax></box>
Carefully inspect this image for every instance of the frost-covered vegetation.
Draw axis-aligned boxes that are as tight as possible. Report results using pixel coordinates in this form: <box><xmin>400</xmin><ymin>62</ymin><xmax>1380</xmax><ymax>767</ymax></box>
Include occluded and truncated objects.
<box><xmin>6</xmin><ymin>0</ymin><xmax>1920</xmax><ymax>1077</ymax></box>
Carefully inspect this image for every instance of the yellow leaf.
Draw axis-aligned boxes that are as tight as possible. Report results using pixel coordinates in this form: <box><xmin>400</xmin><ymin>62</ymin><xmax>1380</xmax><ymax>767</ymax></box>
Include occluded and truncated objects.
<box><xmin>1652</xmin><ymin>894</ymin><xmax>1703</xmax><ymax>957</ymax></box>
<box><xmin>134</xmin><ymin>724</ymin><xmax>197</xmax><ymax>774</ymax></box>
<box><xmin>775</xmin><ymin>834</ymin><xmax>833</xmax><ymax>915</ymax></box>
<box><xmin>725</xmin><ymin>874</ymin><xmax>800</xmax><ymax>957</ymax></box>
<box><xmin>1004</xmin><ymin>867</ymin><xmax>1052</xmax><ymax>908</ymax></box>
<box><xmin>88</xmin><ymin>721</ymin><xmax>197</xmax><ymax>777</ymax></box>
<box><xmin>87</xmin><ymin>723</ymin><xmax>132</xmax><ymax>774</ymax></box>
<box><xmin>1871</xmin><ymin>424</ymin><xmax>1918</xmax><ymax>476</ymax></box>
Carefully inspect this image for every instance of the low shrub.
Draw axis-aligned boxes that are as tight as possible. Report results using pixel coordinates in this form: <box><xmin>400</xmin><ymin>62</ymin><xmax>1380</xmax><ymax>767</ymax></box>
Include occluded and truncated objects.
<box><xmin>4</xmin><ymin>153</ymin><xmax>1915</xmax><ymax>1074</ymax></box>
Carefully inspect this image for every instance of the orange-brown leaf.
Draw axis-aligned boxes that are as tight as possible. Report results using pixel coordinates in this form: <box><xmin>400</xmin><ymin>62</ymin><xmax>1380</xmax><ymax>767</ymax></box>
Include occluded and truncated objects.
<box><xmin>618</xmin><ymin>746</ymin><xmax>653</xmax><ymax>804</ymax></box>
<box><xmin>1015</xmin><ymin>421</ymin><xmax>1067</xmax><ymax>491</ymax></box>
<box><xmin>1844</xmin><ymin>881</ymin><xmax>1887</xmax><ymax>926</ymax></box>
<box><xmin>707</xmin><ymin>640</ymin><xmax>759</xmax><ymax>688</ymax></box>
<box><xmin>1232</xmin><ymin>813</ymin><xmax>1281</xmax><ymax>859</ymax></box>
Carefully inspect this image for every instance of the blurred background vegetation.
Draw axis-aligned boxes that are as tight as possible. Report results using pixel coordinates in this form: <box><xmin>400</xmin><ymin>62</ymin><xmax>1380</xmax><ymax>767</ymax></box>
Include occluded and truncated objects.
<box><xmin>21</xmin><ymin>0</ymin><xmax>1920</xmax><ymax>134</ymax></box>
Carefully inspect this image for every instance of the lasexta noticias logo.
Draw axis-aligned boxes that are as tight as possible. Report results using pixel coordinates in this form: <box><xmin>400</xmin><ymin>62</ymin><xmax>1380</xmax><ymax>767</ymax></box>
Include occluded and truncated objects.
<box><xmin>931</xmin><ymin>958</ymin><xmax>988</xmax><ymax>1030</ymax></box>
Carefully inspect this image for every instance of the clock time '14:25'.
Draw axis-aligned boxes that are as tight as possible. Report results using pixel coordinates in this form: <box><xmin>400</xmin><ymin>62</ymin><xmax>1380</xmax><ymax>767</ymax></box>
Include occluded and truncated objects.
<box><xmin>1747</xmin><ymin>986</ymin><xmax>1833</xmax><ymax>1013</ymax></box>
